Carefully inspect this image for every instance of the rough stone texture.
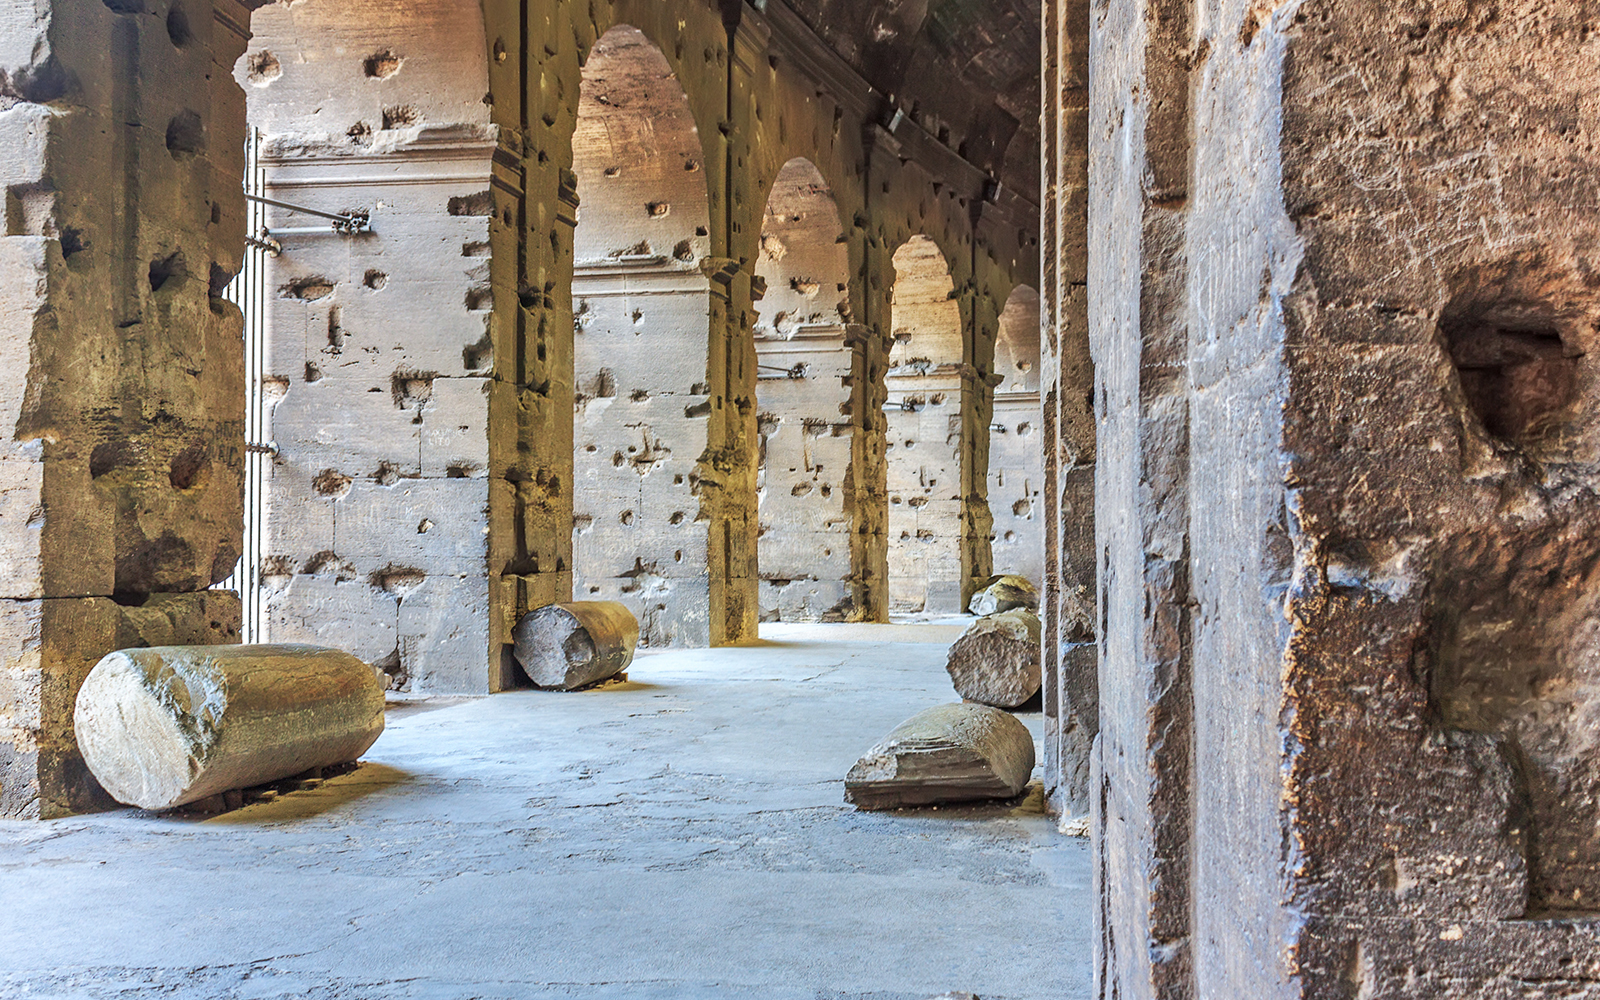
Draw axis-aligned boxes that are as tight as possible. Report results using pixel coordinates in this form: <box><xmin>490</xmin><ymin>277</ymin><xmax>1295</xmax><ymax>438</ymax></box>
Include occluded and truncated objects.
<box><xmin>946</xmin><ymin>608</ymin><xmax>1041</xmax><ymax>709</ymax></box>
<box><xmin>74</xmin><ymin>643</ymin><xmax>385</xmax><ymax>810</ymax></box>
<box><xmin>512</xmin><ymin>600</ymin><xmax>638</xmax><ymax>690</ymax></box>
<box><xmin>1082</xmin><ymin>0</ymin><xmax>1600</xmax><ymax>996</ymax></box>
<box><xmin>753</xmin><ymin>157</ymin><xmax>854</xmax><ymax>623</ymax></box>
<box><xmin>1039</xmin><ymin>0</ymin><xmax>1097</xmax><ymax>824</ymax></box>
<box><xmin>0</xmin><ymin>0</ymin><xmax>252</xmax><ymax>817</ymax></box>
<box><xmin>967</xmin><ymin>574</ymin><xmax>1040</xmax><ymax>617</ymax></box>
<box><xmin>844</xmin><ymin>702</ymin><xmax>1036</xmax><ymax>810</ymax></box>
<box><xmin>989</xmin><ymin>285</ymin><xmax>1045</xmax><ymax>588</ymax></box>
<box><xmin>240</xmin><ymin>0</ymin><xmax>495</xmax><ymax>694</ymax></box>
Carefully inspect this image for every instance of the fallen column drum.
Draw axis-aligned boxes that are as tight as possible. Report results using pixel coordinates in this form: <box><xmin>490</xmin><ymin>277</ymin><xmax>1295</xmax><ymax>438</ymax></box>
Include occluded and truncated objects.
<box><xmin>74</xmin><ymin>644</ymin><xmax>386</xmax><ymax>811</ymax></box>
<box><xmin>513</xmin><ymin>601</ymin><xmax>639</xmax><ymax>690</ymax></box>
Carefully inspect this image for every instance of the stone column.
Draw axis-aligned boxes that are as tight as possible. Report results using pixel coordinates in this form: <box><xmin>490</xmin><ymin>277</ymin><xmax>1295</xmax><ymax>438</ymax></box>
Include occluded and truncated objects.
<box><xmin>481</xmin><ymin>0</ymin><xmax>579</xmax><ymax>686</ymax></box>
<box><xmin>1039</xmin><ymin>0</ymin><xmax>1097</xmax><ymax>819</ymax></box>
<box><xmin>0</xmin><ymin>0</ymin><xmax>255</xmax><ymax>817</ymax></box>
<box><xmin>1089</xmin><ymin>0</ymin><xmax>1196</xmax><ymax>995</ymax></box>
<box><xmin>961</xmin><ymin>258</ymin><xmax>1001</xmax><ymax>610</ymax></box>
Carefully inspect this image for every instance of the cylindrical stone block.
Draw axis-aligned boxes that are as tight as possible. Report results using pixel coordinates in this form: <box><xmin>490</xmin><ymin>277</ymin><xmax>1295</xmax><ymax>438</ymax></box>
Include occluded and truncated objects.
<box><xmin>513</xmin><ymin>601</ymin><xmax>639</xmax><ymax>690</ymax></box>
<box><xmin>945</xmin><ymin>608</ymin><xmax>1042</xmax><ymax>708</ymax></box>
<box><xmin>74</xmin><ymin>644</ymin><xmax>385</xmax><ymax>811</ymax></box>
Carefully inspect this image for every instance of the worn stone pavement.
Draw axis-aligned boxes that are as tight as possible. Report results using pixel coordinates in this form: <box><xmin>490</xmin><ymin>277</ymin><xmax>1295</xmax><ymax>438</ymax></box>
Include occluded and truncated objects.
<box><xmin>0</xmin><ymin>622</ymin><xmax>1091</xmax><ymax>1000</ymax></box>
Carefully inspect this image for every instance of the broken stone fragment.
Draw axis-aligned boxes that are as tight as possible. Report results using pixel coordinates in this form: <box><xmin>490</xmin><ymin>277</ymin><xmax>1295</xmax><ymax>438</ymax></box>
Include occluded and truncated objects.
<box><xmin>513</xmin><ymin>601</ymin><xmax>639</xmax><ymax>690</ymax></box>
<box><xmin>845</xmin><ymin>703</ymin><xmax>1035</xmax><ymax>810</ymax></box>
<box><xmin>945</xmin><ymin>608</ymin><xmax>1042</xmax><ymax>709</ymax></box>
<box><xmin>966</xmin><ymin>574</ymin><xmax>1039</xmax><ymax>616</ymax></box>
<box><xmin>74</xmin><ymin>645</ymin><xmax>386</xmax><ymax>811</ymax></box>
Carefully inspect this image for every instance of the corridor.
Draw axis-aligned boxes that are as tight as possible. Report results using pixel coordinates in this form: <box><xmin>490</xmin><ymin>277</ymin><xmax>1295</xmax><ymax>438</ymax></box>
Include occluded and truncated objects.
<box><xmin>0</xmin><ymin>624</ymin><xmax>1090</xmax><ymax>1000</ymax></box>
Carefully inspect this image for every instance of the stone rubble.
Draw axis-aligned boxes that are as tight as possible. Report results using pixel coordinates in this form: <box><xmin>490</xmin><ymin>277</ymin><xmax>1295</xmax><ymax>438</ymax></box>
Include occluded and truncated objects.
<box><xmin>965</xmin><ymin>575</ymin><xmax>1039</xmax><ymax>616</ymax></box>
<box><xmin>945</xmin><ymin>608</ymin><xmax>1042</xmax><ymax>709</ymax></box>
<box><xmin>844</xmin><ymin>703</ymin><xmax>1035</xmax><ymax>810</ymax></box>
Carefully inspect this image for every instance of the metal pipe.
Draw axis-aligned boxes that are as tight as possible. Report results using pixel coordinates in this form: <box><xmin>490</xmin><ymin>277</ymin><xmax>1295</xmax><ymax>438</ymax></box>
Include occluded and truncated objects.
<box><xmin>243</xmin><ymin>192</ymin><xmax>370</xmax><ymax>232</ymax></box>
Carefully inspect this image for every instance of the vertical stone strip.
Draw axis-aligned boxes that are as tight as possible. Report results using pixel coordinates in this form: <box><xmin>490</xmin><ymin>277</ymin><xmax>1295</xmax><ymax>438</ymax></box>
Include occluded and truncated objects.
<box><xmin>1090</xmin><ymin>0</ymin><xmax>1196</xmax><ymax>996</ymax></box>
<box><xmin>483</xmin><ymin>0</ymin><xmax>576</xmax><ymax>687</ymax></box>
<box><xmin>962</xmin><ymin>258</ymin><xmax>999</xmax><ymax>609</ymax></box>
<box><xmin>0</xmin><ymin>0</ymin><xmax>251</xmax><ymax>816</ymax></box>
<box><xmin>1041</xmin><ymin>0</ymin><xmax>1097</xmax><ymax>818</ymax></box>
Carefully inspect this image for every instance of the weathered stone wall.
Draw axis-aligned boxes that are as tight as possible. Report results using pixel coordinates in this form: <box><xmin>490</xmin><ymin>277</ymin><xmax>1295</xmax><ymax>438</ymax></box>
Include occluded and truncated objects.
<box><xmin>1085</xmin><ymin>0</ymin><xmax>1600</xmax><ymax>995</ymax></box>
<box><xmin>239</xmin><ymin>0</ymin><xmax>496</xmax><ymax>692</ymax></box>
<box><xmin>886</xmin><ymin>235</ymin><xmax>965</xmax><ymax>614</ymax></box>
<box><xmin>570</xmin><ymin>25</ymin><xmax>716</xmax><ymax>647</ymax></box>
<box><xmin>989</xmin><ymin>284</ymin><xmax>1043</xmax><ymax>587</ymax></box>
<box><xmin>753</xmin><ymin>157</ymin><xmax>853</xmax><ymax>623</ymax></box>
<box><xmin>0</xmin><ymin>0</ymin><xmax>252</xmax><ymax>817</ymax></box>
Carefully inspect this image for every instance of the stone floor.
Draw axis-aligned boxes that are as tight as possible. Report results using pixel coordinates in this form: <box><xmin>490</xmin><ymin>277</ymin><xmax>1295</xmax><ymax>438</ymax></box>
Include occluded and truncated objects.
<box><xmin>0</xmin><ymin>622</ymin><xmax>1091</xmax><ymax>1000</ymax></box>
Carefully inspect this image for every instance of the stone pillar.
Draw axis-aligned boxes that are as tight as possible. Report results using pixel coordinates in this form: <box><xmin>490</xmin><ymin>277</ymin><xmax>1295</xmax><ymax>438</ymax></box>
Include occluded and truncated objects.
<box><xmin>1039</xmin><ymin>0</ymin><xmax>1096</xmax><ymax>818</ymax></box>
<box><xmin>845</xmin><ymin>319</ymin><xmax>890</xmax><ymax>621</ymax></box>
<box><xmin>1089</xmin><ymin>0</ymin><xmax>1195</xmax><ymax>995</ymax></box>
<box><xmin>481</xmin><ymin>0</ymin><xmax>578</xmax><ymax>686</ymax></box>
<box><xmin>1090</xmin><ymin>0</ymin><xmax>1600</xmax><ymax>996</ymax></box>
<box><xmin>0</xmin><ymin>0</ymin><xmax>253</xmax><ymax>817</ymax></box>
<box><xmin>700</xmin><ymin>12</ymin><xmax>767</xmax><ymax>646</ymax></box>
<box><xmin>961</xmin><ymin>259</ymin><xmax>1000</xmax><ymax>610</ymax></box>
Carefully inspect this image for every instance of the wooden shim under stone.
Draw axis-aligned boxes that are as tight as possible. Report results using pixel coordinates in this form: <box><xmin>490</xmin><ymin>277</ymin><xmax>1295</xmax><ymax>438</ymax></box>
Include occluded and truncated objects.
<box><xmin>967</xmin><ymin>574</ymin><xmax>1039</xmax><ymax>616</ymax></box>
<box><xmin>945</xmin><ymin>608</ymin><xmax>1042</xmax><ymax>708</ymax></box>
<box><xmin>844</xmin><ymin>703</ymin><xmax>1036</xmax><ymax>810</ymax></box>
<box><xmin>74</xmin><ymin>644</ymin><xmax>385</xmax><ymax>811</ymax></box>
<box><xmin>512</xmin><ymin>601</ymin><xmax>639</xmax><ymax>690</ymax></box>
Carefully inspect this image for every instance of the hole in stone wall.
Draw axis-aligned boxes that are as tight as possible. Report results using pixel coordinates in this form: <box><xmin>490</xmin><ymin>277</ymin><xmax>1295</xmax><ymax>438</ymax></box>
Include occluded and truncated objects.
<box><xmin>281</xmin><ymin>276</ymin><xmax>334</xmax><ymax>301</ymax></box>
<box><xmin>364</xmin><ymin>269</ymin><xmax>388</xmax><ymax>290</ymax></box>
<box><xmin>148</xmin><ymin>252</ymin><xmax>185</xmax><ymax>293</ymax></box>
<box><xmin>165</xmin><ymin>6</ymin><xmax>192</xmax><ymax>47</ymax></box>
<box><xmin>168</xmin><ymin>441</ymin><xmax>210</xmax><ymax>491</ymax></box>
<box><xmin>246</xmin><ymin>50</ymin><xmax>282</xmax><ymax>87</ymax></box>
<box><xmin>1440</xmin><ymin>263</ymin><xmax>1590</xmax><ymax>452</ymax></box>
<box><xmin>364</xmin><ymin>49</ymin><xmax>403</xmax><ymax>79</ymax></box>
<box><xmin>60</xmin><ymin>227</ymin><xmax>86</xmax><ymax>258</ymax></box>
<box><xmin>382</xmin><ymin>105</ymin><xmax>418</xmax><ymax>130</ymax></box>
<box><xmin>208</xmin><ymin>262</ymin><xmax>233</xmax><ymax>299</ymax></box>
<box><xmin>165</xmin><ymin>111</ymin><xmax>205</xmax><ymax>159</ymax></box>
<box><xmin>311</xmin><ymin>469</ymin><xmax>353</xmax><ymax>498</ymax></box>
<box><xmin>448</xmin><ymin>191</ymin><xmax>493</xmax><ymax>217</ymax></box>
<box><xmin>100</xmin><ymin>0</ymin><xmax>142</xmax><ymax>11</ymax></box>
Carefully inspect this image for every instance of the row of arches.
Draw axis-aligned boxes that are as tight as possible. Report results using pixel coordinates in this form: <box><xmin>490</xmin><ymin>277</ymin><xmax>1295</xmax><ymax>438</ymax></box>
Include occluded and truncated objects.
<box><xmin>236</xmin><ymin>4</ymin><xmax>1043</xmax><ymax>686</ymax></box>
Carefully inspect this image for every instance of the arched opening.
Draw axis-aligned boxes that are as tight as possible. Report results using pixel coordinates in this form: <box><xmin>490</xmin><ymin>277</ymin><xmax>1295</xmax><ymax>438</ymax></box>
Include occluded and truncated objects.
<box><xmin>988</xmin><ymin>285</ymin><xmax>1043</xmax><ymax>586</ymax></box>
<box><xmin>569</xmin><ymin>26</ymin><xmax>713</xmax><ymax>648</ymax></box>
<box><xmin>235</xmin><ymin>0</ymin><xmax>497</xmax><ymax>693</ymax></box>
<box><xmin>886</xmin><ymin>235</ymin><xmax>964</xmax><ymax>615</ymax></box>
<box><xmin>752</xmin><ymin>158</ymin><xmax>854</xmax><ymax>624</ymax></box>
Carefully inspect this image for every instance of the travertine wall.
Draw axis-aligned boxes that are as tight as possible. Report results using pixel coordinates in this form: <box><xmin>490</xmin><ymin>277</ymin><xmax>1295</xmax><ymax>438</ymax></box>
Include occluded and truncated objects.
<box><xmin>240</xmin><ymin>0</ymin><xmax>496</xmax><ymax>692</ymax></box>
<box><xmin>570</xmin><ymin>25</ymin><xmax>715</xmax><ymax>647</ymax></box>
<box><xmin>989</xmin><ymin>284</ymin><xmax>1042</xmax><ymax>587</ymax></box>
<box><xmin>1082</xmin><ymin>0</ymin><xmax>1600</xmax><ymax>995</ymax></box>
<box><xmin>0</xmin><ymin>0</ymin><xmax>251</xmax><ymax>817</ymax></box>
<box><xmin>886</xmin><ymin>235</ymin><xmax>964</xmax><ymax>614</ymax></box>
<box><xmin>753</xmin><ymin>157</ymin><xmax>853</xmax><ymax>623</ymax></box>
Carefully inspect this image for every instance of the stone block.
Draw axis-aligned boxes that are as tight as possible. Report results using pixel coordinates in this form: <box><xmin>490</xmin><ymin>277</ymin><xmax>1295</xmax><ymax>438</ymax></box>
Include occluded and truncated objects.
<box><xmin>74</xmin><ymin>644</ymin><xmax>384</xmax><ymax>810</ymax></box>
<box><xmin>513</xmin><ymin>600</ymin><xmax>638</xmax><ymax>689</ymax></box>
<box><xmin>263</xmin><ymin>573</ymin><xmax>397</xmax><ymax>667</ymax></box>
<box><xmin>335</xmin><ymin>477</ymin><xmax>489</xmax><ymax>576</ymax></box>
<box><xmin>421</xmin><ymin>377</ymin><xmax>490</xmax><ymax>476</ymax></box>
<box><xmin>946</xmin><ymin>609</ymin><xmax>1042</xmax><ymax>709</ymax></box>
<box><xmin>845</xmin><ymin>703</ymin><xmax>1036</xmax><ymax>810</ymax></box>
<box><xmin>398</xmin><ymin>573</ymin><xmax>491</xmax><ymax>694</ymax></box>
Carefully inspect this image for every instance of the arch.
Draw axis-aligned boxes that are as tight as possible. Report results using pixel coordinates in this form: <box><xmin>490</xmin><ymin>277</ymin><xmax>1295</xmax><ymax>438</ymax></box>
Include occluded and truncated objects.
<box><xmin>235</xmin><ymin>0</ymin><xmax>497</xmax><ymax>693</ymax></box>
<box><xmin>752</xmin><ymin>158</ymin><xmax>854</xmax><ymax>624</ymax></box>
<box><xmin>988</xmin><ymin>285</ymin><xmax>1043</xmax><ymax>587</ymax></box>
<box><xmin>885</xmin><ymin>235</ymin><xmax>964</xmax><ymax>614</ymax></box>
<box><xmin>570</xmin><ymin>25</ymin><xmax>715</xmax><ymax>648</ymax></box>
